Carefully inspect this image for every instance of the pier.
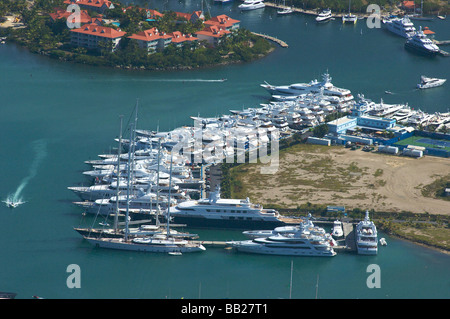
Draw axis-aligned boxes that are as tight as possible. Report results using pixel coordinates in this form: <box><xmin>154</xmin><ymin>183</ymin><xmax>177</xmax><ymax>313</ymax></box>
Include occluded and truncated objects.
<box><xmin>263</xmin><ymin>2</ymin><xmax>370</xmax><ymax>18</ymax></box>
<box><xmin>251</xmin><ymin>32</ymin><xmax>288</xmax><ymax>48</ymax></box>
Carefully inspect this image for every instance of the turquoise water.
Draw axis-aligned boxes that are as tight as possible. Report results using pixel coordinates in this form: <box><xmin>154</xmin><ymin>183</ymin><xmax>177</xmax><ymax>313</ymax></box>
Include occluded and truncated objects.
<box><xmin>0</xmin><ymin>1</ymin><xmax>449</xmax><ymax>299</ymax></box>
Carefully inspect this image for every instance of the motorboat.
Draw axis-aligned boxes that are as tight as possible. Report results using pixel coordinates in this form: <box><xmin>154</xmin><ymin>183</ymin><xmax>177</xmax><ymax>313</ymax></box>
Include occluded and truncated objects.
<box><xmin>238</xmin><ymin>0</ymin><xmax>265</xmax><ymax>10</ymax></box>
<box><xmin>332</xmin><ymin>220</ymin><xmax>344</xmax><ymax>238</ymax></box>
<box><xmin>405</xmin><ymin>27</ymin><xmax>440</xmax><ymax>56</ymax></box>
<box><xmin>356</xmin><ymin>211</ymin><xmax>378</xmax><ymax>255</ymax></box>
<box><xmin>379</xmin><ymin>238</ymin><xmax>387</xmax><ymax>246</ymax></box>
<box><xmin>417</xmin><ymin>76</ymin><xmax>446</xmax><ymax>89</ymax></box>
<box><xmin>383</xmin><ymin>16</ymin><xmax>416</xmax><ymax>38</ymax></box>
<box><xmin>316</xmin><ymin>9</ymin><xmax>332</xmax><ymax>23</ymax></box>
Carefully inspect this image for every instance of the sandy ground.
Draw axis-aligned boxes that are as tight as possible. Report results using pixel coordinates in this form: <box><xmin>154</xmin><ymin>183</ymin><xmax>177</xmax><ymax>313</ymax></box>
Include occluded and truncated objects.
<box><xmin>236</xmin><ymin>145</ymin><xmax>450</xmax><ymax>215</ymax></box>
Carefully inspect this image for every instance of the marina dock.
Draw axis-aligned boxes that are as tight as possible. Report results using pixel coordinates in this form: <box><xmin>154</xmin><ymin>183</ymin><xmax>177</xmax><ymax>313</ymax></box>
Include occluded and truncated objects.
<box><xmin>251</xmin><ymin>32</ymin><xmax>288</xmax><ymax>48</ymax></box>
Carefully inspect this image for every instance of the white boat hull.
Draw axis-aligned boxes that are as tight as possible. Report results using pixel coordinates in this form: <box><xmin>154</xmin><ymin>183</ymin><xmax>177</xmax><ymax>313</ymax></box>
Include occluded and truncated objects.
<box><xmin>86</xmin><ymin>237</ymin><xmax>206</xmax><ymax>253</ymax></box>
<box><xmin>229</xmin><ymin>240</ymin><xmax>336</xmax><ymax>256</ymax></box>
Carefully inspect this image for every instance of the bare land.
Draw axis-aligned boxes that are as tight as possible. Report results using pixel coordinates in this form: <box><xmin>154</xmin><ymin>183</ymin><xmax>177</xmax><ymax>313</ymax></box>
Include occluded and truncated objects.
<box><xmin>231</xmin><ymin>144</ymin><xmax>450</xmax><ymax>215</ymax></box>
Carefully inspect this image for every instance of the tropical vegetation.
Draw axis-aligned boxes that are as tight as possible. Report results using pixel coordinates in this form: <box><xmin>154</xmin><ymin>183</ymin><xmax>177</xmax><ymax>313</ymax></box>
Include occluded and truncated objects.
<box><xmin>1</xmin><ymin>0</ymin><xmax>274</xmax><ymax>70</ymax></box>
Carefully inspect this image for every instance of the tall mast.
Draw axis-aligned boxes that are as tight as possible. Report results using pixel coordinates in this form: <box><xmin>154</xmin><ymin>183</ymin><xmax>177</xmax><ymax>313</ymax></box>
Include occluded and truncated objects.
<box><xmin>156</xmin><ymin>138</ymin><xmax>161</xmax><ymax>225</ymax></box>
<box><xmin>124</xmin><ymin>103</ymin><xmax>138</xmax><ymax>241</ymax></box>
<box><xmin>124</xmin><ymin>122</ymin><xmax>134</xmax><ymax>241</ymax></box>
<box><xmin>113</xmin><ymin>115</ymin><xmax>123</xmax><ymax>233</ymax></box>
<box><xmin>166</xmin><ymin>151</ymin><xmax>174</xmax><ymax>237</ymax></box>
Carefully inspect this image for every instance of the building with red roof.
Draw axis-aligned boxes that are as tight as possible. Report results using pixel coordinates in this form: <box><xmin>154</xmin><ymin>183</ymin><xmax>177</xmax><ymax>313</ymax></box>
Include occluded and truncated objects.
<box><xmin>64</xmin><ymin>0</ymin><xmax>115</xmax><ymax>13</ymax></box>
<box><xmin>128</xmin><ymin>28</ymin><xmax>172</xmax><ymax>53</ymax></box>
<box><xmin>174</xmin><ymin>10</ymin><xmax>204</xmax><ymax>23</ymax></box>
<box><xmin>49</xmin><ymin>7</ymin><xmax>92</xmax><ymax>25</ymax></box>
<box><xmin>401</xmin><ymin>1</ymin><xmax>415</xmax><ymax>11</ymax></box>
<box><xmin>167</xmin><ymin>31</ymin><xmax>198</xmax><ymax>47</ymax></box>
<box><xmin>70</xmin><ymin>24</ymin><xmax>126</xmax><ymax>51</ymax></box>
<box><xmin>204</xmin><ymin>15</ymin><xmax>240</xmax><ymax>31</ymax></box>
<box><xmin>195</xmin><ymin>25</ymin><xmax>230</xmax><ymax>47</ymax></box>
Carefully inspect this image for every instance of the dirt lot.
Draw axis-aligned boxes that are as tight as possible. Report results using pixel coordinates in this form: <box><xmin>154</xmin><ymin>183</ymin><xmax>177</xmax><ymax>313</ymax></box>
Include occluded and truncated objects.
<box><xmin>231</xmin><ymin>144</ymin><xmax>450</xmax><ymax>215</ymax></box>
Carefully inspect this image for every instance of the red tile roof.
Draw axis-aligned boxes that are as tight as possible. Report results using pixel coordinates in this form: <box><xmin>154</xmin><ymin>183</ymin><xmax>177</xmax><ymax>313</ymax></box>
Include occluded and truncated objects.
<box><xmin>204</xmin><ymin>15</ymin><xmax>240</xmax><ymax>29</ymax></box>
<box><xmin>49</xmin><ymin>7</ymin><xmax>91</xmax><ymax>24</ymax></box>
<box><xmin>402</xmin><ymin>1</ymin><xmax>415</xmax><ymax>9</ymax></box>
<box><xmin>196</xmin><ymin>26</ymin><xmax>230</xmax><ymax>38</ymax></box>
<box><xmin>64</xmin><ymin>0</ymin><xmax>113</xmax><ymax>9</ymax></box>
<box><xmin>71</xmin><ymin>24</ymin><xmax>126</xmax><ymax>39</ymax></box>
<box><xmin>128</xmin><ymin>28</ymin><xmax>169</xmax><ymax>42</ymax></box>
<box><xmin>168</xmin><ymin>31</ymin><xmax>198</xmax><ymax>43</ymax></box>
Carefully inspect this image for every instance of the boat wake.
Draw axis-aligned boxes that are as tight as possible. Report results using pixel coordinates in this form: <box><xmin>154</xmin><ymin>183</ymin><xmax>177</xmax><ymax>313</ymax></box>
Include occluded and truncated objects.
<box><xmin>146</xmin><ymin>79</ymin><xmax>227</xmax><ymax>83</ymax></box>
<box><xmin>3</xmin><ymin>139</ymin><xmax>47</xmax><ymax>208</ymax></box>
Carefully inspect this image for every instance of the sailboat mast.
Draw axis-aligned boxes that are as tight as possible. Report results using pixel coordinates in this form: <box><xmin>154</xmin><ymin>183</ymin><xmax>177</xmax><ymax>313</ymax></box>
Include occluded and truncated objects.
<box><xmin>113</xmin><ymin>115</ymin><xmax>123</xmax><ymax>233</ymax></box>
<box><xmin>156</xmin><ymin>137</ymin><xmax>161</xmax><ymax>222</ymax></box>
<box><xmin>166</xmin><ymin>151</ymin><xmax>174</xmax><ymax>237</ymax></box>
<box><xmin>124</xmin><ymin>122</ymin><xmax>134</xmax><ymax>241</ymax></box>
<box><xmin>124</xmin><ymin>103</ymin><xmax>138</xmax><ymax>241</ymax></box>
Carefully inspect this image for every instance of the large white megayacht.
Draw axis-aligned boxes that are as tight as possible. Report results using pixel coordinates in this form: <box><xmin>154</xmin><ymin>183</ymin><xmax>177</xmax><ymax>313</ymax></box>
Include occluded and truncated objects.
<box><xmin>355</xmin><ymin>211</ymin><xmax>378</xmax><ymax>255</ymax></box>
<box><xmin>227</xmin><ymin>214</ymin><xmax>337</xmax><ymax>256</ymax></box>
<box><xmin>383</xmin><ymin>16</ymin><xmax>416</xmax><ymax>38</ymax></box>
<box><xmin>168</xmin><ymin>185</ymin><xmax>285</xmax><ymax>229</ymax></box>
<box><xmin>261</xmin><ymin>73</ymin><xmax>354</xmax><ymax>104</ymax></box>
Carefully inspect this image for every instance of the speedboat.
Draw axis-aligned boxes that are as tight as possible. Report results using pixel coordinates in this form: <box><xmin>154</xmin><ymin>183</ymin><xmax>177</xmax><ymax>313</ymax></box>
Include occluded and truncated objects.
<box><xmin>379</xmin><ymin>238</ymin><xmax>387</xmax><ymax>246</ymax></box>
<box><xmin>405</xmin><ymin>27</ymin><xmax>440</xmax><ymax>56</ymax></box>
<box><xmin>316</xmin><ymin>8</ymin><xmax>332</xmax><ymax>23</ymax></box>
<box><xmin>332</xmin><ymin>220</ymin><xmax>344</xmax><ymax>238</ymax></box>
<box><xmin>356</xmin><ymin>211</ymin><xmax>378</xmax><ymax>255</ymax></box>
<box><xmin>417</xmin><ymin>76</ymin><xmax>446</xmax><ymax>89</ymax></box>
<box><xmin>383</xmin><ymin>16</ymin><xmax>416</xmax><ymax>38</ymax></box>
<box><xmin>238</xmin><ymin>0</ymin><xmax>265</xmax><ymax>11</ymax></box>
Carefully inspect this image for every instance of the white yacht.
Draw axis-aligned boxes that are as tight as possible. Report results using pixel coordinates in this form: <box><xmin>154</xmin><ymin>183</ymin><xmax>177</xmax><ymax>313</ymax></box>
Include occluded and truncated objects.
<box><xmin>238</xmin><ymin>0</ymin><xmax>265</xmax><ymax>10</ymax></box>
<box><xmin>405</xmin><ymin>27</ymin><xmax>440</xmax><ymax>56</ymax></box>
<box><xmin>356</xmin><ymin>211</ymin><xmax>378</xmax><ymax>255</ymax></box>
<box><xmin>227</xmin><ymin>218</ymin><xmax>336</xmax><ymax>256</ymax></box>
<box><xmin>383</xmin><ymin>16</ymin><xmax>416</xmax><ymax>38</ymax></box>
<box><xmin>168</xmin><ymin>186</ymin><xmax>285</xmax><ymax>229</ymax></box>
<box><xmin>316</xmin><ymin>8</ymin><xmax>332</xmax><ymax>23</ymax></box>
<box><xmin>417</xmin><ymin>76</ymin><xmax>446</xmax><ymax>89</ymax></box>
<box><xmin>261</xmin><ymin>73</ymin><xmax>354</xmax><ymax>103</ymax></box>
<box><xmin>332</xmin><ymin>220</ymin><xmax>344</xmax><ymax>238</ymax></box>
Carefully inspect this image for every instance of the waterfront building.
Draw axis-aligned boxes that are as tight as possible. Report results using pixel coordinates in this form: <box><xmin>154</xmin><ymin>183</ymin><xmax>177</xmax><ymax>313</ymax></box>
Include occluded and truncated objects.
<box><xmin>195</xmin><ymin>26</ymin><xmax>231</xmax><ymax>47</ymax></box>
<box><xmin>357</xmin><ymin>115</ymin><xmax>396</xmax><ymax>130</ymax></box>
<box><xmin>70</xmin><ymin>24</ymin><xmax>126</xmax><ymax>51</ymax></box>
<box><xmin>327</xmin><ymin>116</ymin><xmax>357</xmax><ymax>134</ymax></box>
<box><xmin>63</xmin><ymin>0</ymin><xmax>115</xmax><ymax>14</ymax></box>
<box><xmin>167</xmin><ymin>31</ymin><xmax>198</xmax><ymax>48</ymax></box>
<box><xmin>204</xmin><ymin>15</ymin><xmax>240</xmax><ymax>31</ymax></box>
<box><xmin>128</xmin><ymin>28</ymin><xmax>172</xmax><ymax>53</ymax></box>
<box><xmin>327</xmin><ymin>115</ymin><xmax>396</xmax><ymax>135</ymax></box>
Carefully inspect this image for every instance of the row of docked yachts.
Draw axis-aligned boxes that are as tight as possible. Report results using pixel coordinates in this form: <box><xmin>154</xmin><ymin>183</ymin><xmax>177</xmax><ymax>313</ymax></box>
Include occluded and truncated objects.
<box><xmin>227</xmin><ymin>211</ymin><xmax>380</xmax><ymax>256</ymax></box>
<box><xmin>354</xmin><ymin>94</ymin><xmax>450</xmax><ymax>129</ymax></box>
